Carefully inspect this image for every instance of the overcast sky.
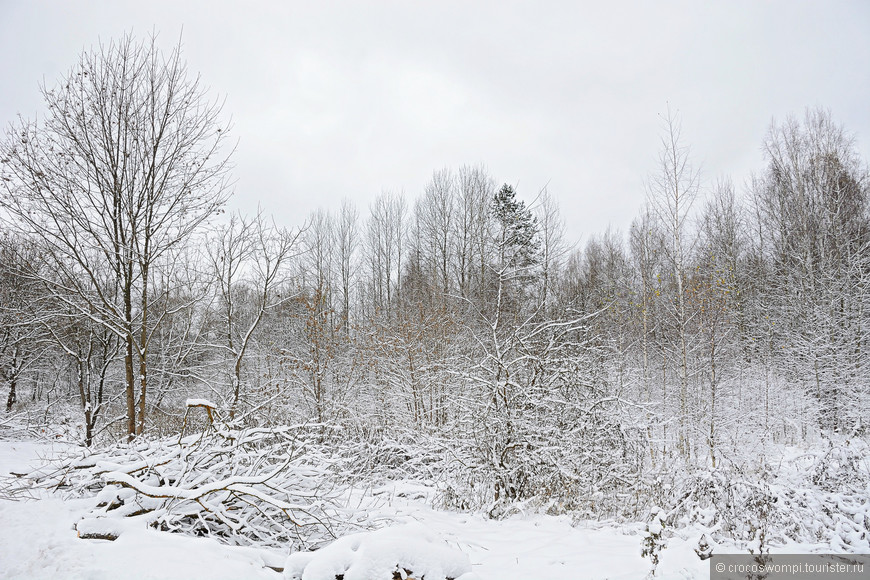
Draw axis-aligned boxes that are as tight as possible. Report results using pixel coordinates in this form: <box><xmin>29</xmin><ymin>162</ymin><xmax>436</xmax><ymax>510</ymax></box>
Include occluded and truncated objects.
<box><xmin>1</xmin><ymin>1</ymin><xmax>869</xmax><ymax>244</ymax></box>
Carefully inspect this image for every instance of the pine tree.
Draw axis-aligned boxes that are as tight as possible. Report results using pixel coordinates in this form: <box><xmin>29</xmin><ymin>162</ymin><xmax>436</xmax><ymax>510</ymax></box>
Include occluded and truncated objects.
<box><xmin>492</xmin><ymin>184</ymin><xmax>540</xmax><ymax>276</ymax></box>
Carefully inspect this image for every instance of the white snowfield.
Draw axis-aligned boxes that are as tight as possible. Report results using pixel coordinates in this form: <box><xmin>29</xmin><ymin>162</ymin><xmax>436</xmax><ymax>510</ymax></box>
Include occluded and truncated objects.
<box><xmin>283</xmin><ymin>523</ymin><xmax>477</xmax><ymax>580</ymax></box>
<box><xmin>3</xmin><ymin>437</ymin><xmax>826</xmax><ymax>580</ymax></box>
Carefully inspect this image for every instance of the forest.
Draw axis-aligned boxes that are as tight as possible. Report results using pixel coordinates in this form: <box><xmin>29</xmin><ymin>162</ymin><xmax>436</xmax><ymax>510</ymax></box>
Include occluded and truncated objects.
<box><xmin>1</xmin><ymin>34</ymin><xmax>868</xmax><ymax>575</ymax></box>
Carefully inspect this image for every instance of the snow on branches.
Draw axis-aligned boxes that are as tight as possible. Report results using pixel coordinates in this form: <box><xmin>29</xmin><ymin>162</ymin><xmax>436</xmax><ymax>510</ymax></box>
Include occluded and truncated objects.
<box><xmin>12</xmin><ymin>423</ymin><xmax>365</xmax><ymax>550</ymax></box>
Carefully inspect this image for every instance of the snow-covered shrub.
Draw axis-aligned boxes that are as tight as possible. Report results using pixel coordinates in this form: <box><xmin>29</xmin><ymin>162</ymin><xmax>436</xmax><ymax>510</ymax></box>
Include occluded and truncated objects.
<box><xmin>810</xmin><ymin>438</ymin><xmax>870</xmax><ymax>493</ymax></box>
<box><xmin>330</xmin><ymin>427</ymin><xmax>448</xmax><ymax>485</ymax></box>
<box><xmin>669</xmin><ymin>467</ymin><xmax>793</xmax><ymax>549</ymax></box>
<box><xmin>445</xmin><ymin>401</ymin><xmax>644</xmax><ymax>520</ymax></box>
<box><xmin>694</xmin><ymin>533</ymin><xmax>713</xmax><ymax>560</ymax></box>
<box><xmin>640</xmin><ymin>506</ymin><xmax>666</xmax><ymax>577</ymax></box>
<box><xmin>663</xmin><ymin>441</ymin><xmax>870</xmax><ymax>554</ymax></box>
<box><xmin>672</xmin><ymin>469</ymin><xmax>760</xmax><ymax>533</ymax></box>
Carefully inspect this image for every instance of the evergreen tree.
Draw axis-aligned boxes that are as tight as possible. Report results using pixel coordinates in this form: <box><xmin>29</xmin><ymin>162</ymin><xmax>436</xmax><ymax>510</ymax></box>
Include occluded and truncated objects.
<box><xmin>492</xmin><ymin>184</ymin><xmax>540</xmax><ymax>277</ymax></box>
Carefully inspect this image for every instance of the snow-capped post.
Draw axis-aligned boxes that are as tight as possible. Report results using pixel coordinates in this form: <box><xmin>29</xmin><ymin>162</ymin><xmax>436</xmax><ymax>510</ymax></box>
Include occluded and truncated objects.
<box><xmin>181</xmin><ymin>398</ymin><xmax>218</xmax><ymax>437</ymax></box>
<box><xmin>641</xmin><ymin>506</ymin><xmax>667</xmax><ymax>577</ymax></box>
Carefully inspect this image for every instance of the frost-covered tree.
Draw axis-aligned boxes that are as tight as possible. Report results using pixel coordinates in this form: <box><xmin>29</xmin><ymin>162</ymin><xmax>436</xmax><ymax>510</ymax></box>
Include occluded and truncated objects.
<box><xmin>489</xmin><ymin>184</ymin><xmax>540</xmax><ymax>317</ymax></box>
<box><xmin>207</xmin><ymin>212</ymin><xmax>301</xmax><ymax>420</ymax></box>
<box><xmin>694</xmin><ymin>179</ymin><xmax>745</xmax><ymax>465</ymax></box>
<box><xmin>363</xmin><ymin>192</ymin><xmax>407</xmax><ymax>319</ymax></box>
<box><xmin>0</xmin><ymin>236</ymin><xmax>47</xmax><ymax>414</ymax></box>
<box><xmin>754</xmin><ymin>108</ymin><xmax>870</xmax><ymax>433</ymax></box>
<box><xmin>533</xmin><ymin>188</ymin><xmax>569</xmax><ymax>314</ymax></box>
<box><xmin>455</xmin><ymin>165</ymin><xmax>496</xmax><ymax>304</ymax></box>
<box><xmin>0</xmin><ymin>34</ymin><xmax>233</xmax><ymax>439</ymax></box>
<box><xmin>334</xmin><ymin>200</ymin><xmax>360</xmax><ymax>335</ymax></box>
<box><xmin>645</xmin><ymin>107</ymin><xmax>701</xmax><ymax>458</ymax></box>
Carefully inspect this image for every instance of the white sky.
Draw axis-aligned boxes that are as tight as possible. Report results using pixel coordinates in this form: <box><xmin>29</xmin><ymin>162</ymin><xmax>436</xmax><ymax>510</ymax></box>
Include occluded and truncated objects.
<box><xmin>1</xmin><ymin>1</ymin><xmax>869</xmax><ymax>244</ymax></box>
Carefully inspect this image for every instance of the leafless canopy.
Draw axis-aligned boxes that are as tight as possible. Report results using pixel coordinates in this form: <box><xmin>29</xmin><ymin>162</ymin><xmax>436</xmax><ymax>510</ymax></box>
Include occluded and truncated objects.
<box><xmin>0</xmin><ymin>32</ymin><xmax>234</xmax><ymax>439</ymax></box>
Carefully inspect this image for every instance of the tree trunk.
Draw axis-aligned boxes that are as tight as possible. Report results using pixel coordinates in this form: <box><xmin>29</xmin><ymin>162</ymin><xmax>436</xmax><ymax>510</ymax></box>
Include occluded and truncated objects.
<box><xmin>125</xmin><ymin>279</ymin><xmax>137</xmax><ymax>441</ymax></box>
<box><xmin>5</xmin><ymin>376</ymin><xmax>16</xmax><ymax>412</ymax></box>
<box><xmin>125</xmin><ymin>335</ymin><xmax>136</xmax><ymax>441</ymax></box>
<box><xmin>137</xmin><ymin>275</ymin><xmax>148</xmax><ymax>436</ymax></box>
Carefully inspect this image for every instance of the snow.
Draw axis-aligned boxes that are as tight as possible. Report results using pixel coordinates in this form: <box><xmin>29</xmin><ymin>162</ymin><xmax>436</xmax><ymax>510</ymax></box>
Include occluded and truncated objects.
<box><xmin>283</xmin><ymin>523</ymin><xmax>472</xmax><ymax>580</ymax></box>
<box><xmin>1</xmin><ymin>437</ymin><xmax>865</xmax><ymax>580</ymax></box>
<box><xmin>0</xmin><ymin>439</ymin><xmax>72</xmax><ymax>477</ymax></box>
<box><xmin>0</xmin><ymin>438</ymin><xmax>657</xmax><ymax>579</ymax></box>
<box><xmin>185</xmin><ymin>398</ymin><xmax>217</xmax><ymax>408</ymax></box>
<box><xmin>0</xmin><ymin>440</ymin><xmax>284</xmax><ymax>580</ymax></box>
<box><xmin>0</xmin><ymin>486</ymin><xmax>284</xmax><ymax>580</ymax></box>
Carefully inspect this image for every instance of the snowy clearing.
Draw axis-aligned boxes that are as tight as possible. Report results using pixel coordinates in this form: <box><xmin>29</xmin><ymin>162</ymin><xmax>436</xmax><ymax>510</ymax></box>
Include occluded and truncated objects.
<box><xmin>0</xmin><ymin>437</ymin><xmax>659</xmax><ymax>579</ymax></box>
<box><xmin>1</xmin><ymin>436</ymin><xmax>865</xmax><ymax>580</ymax></box>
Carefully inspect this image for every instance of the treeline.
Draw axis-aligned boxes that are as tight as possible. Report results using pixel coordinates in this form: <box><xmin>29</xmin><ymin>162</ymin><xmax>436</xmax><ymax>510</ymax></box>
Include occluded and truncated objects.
<box><xmin>1</xmin><ymin>35</ymin><xmax>868</xmax><ymax>515</ymax></box>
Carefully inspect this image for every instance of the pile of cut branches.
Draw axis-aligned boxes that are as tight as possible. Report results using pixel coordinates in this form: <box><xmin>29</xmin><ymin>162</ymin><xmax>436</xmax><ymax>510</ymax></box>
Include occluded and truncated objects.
<box><xmin>12</xmin><ymin>413</ymin><xmax>364</xmax><ymax>550</ymax></box>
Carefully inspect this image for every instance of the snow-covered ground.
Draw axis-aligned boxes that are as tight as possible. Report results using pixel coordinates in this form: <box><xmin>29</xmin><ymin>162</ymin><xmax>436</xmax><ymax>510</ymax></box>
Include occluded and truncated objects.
<box><xmin>0</xmin><ymin>436</ymin><xmax>830</xmax><ymax>580</ymax></box>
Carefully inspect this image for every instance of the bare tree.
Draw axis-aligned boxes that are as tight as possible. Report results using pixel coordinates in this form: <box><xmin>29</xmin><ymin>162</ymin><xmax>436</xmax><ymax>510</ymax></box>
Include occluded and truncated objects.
<box><xmin>629</xmin><ymin>207</ymin><xmax>664</xmax><ymax>404</ymax></box>
<box><xmin>0</xmin><ymin>33</ymin><xmax>233</xmax><ymax>439</ymax></box>
<box><xmin>334</xmin><ymin>200</ymin><xmax>359</xmax><ymax>334</ymax></box>
<box><xmin>42</xmin><ymin>311</ymin><xmax>122</xmax><ymax>446</ymax></box>
<box><xmin>364</xmin><ymin>191</ymin><xmax>407</xmax><ymax>318</ymax></box>
<box><xmin>419</xmin><ymin>168</ymin><xmax>456</xmax><ymax>297</ymax></box>
<box><xmin>533</xmin><ymin>187</ymin><xmax>569</xmax><ymax>314</ymax></box>
<box><xmin>299</xmin><ymin>208</ymin><xmax>337</xmax><ymax>425</ymax></box>
<box><xmin>754</xmin><ymin>108</ymin><xmax>870</xmax><ymax>433</ymax></box>
<box><xmin>0</xmin><ymin>236</ymin><xmax>48</xmax><ymax>413</ymax></box>
<box><xmin>455</xmin><ymin>165</ymin><xmax>496</xmax><ymax>302</ymax></box>
<box><xmin>645</xmin><ymin>106</ymin><xmax>701</xmax><ymax>458</ymax></box>
<box><xmin>629</xmin><ymin>206</ymin><xmax>666</xmax><ymax>463</ymax></box>
<box><xmin>207</xmin><ymin>212</ymin><xmax>301</xmax><ymax>420</ymax></box>
<box><xmin>695</xmin><ymin>179</ymin><xmax>744</xmax><ymax>466</ymax></box>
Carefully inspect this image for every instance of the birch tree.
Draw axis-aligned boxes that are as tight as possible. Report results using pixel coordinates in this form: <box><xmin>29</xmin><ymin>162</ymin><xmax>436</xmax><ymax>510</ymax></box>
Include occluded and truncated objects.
<box><xmin>334</xmin><ymin>200</ymin><xmax>359</xmax><ymax>335</ymax></box>
<box><xmin>645</xmin><ymin>106</ymin><xmax>700</xmax><ymax>458</ymax></box>
<box><xmin>695</xmin><ymin>179</ymin><xmax>744</xmax><ymax>465</ymax></box>
<box><xmin>755</xmin><ymin>108</ymin><xmax>870</xmax><ymax>433</ymax></box>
